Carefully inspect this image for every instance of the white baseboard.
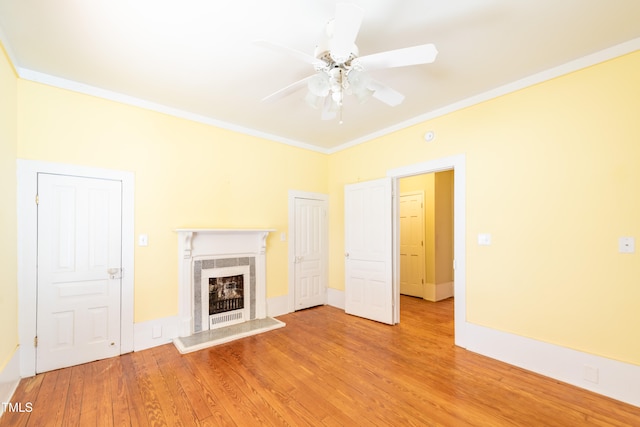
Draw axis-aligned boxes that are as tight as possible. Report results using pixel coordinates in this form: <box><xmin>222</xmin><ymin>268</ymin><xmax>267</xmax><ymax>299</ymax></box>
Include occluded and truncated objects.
<box><xmin>267</xmin><ymin>295</ymin><xmax>289</xmax><ymax>318</ymax></box>
<box><xmin>463</xmin><ymin>322</ymin><xmax>640</xmax><ymax>407</ymax></box>
<box><xmin>133</xmin><ymin>316</ymin><xmax>180</xmax><ymax>352</ymax></box>
<box><xmin>0</xmin><ymin>348</ymin><xmax>21</xmax><ymax>417</ymax></box>
<box><xmin>425</xmin><ymin>281</ymin><xmax>454</xmax><ymax>302</ymax></box>
<box><xmin>327</xmin><ymin>288</ymin><xmax>345</xmax><ymax>310</ymax></box>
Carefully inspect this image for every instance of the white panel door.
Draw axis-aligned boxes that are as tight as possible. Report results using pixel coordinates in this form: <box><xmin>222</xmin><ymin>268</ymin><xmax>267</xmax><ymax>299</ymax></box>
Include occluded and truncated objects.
<box><xmin>344</xmin><ymin>178</ymin><xmax>393</xmax><ymax>324</ymax></box>
<box><xmin>294</xmin><ymin>197</ymin><xmax>327</xmax><ymax>310</ymax></box>
<box><xmin>37</xmin><ymin>173</ymin><xmax>122</xmax><ymax>373</ymax></box>
<box><xmin>400</xmin><ymin>192</ymin><xmax>425</xmax><ymax>297</ymax></box>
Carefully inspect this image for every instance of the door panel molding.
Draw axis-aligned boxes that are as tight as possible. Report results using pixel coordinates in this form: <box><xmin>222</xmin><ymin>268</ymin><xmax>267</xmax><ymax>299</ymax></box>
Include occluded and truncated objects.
<box><xmin>17</xmin><ymin>160</ymin><xmax>135</xmax><ymax>377</ymax></box>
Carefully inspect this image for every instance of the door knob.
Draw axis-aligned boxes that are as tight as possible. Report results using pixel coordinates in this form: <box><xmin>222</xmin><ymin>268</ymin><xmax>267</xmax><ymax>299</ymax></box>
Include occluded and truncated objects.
<box><xmin>107</xmin><ymin>268</ymin><xmax>121</xmax><ymax>279</ymax></box>
<box><xmin>345</xmin><ymin>252</ymin><xmax>350</xmax><ymax>258</ymax></box>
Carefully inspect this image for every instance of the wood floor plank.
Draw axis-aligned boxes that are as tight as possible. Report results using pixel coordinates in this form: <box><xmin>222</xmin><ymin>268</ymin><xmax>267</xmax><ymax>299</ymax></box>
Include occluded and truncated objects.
<box><xmin>61</xmin><ymin>362</ymin><xmax>90</xmax><ymax>426</ymax></box>
<box><xmin>107</xmin><ymin>355</ymin><xmax>133</xmax><ymax>427</ymax></box>
<box><xmin>119</xmin><ymin>352</ymin><xmax>152</xmax><ymax>427</ymax></box>
<box><xmin>2</xmin><ymin>296</ymin><xmax>640</xmax><ymax>426</ymax></box>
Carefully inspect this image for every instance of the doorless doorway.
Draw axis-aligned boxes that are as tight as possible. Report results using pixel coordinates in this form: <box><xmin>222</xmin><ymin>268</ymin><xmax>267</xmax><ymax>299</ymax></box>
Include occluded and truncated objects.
<box><xmin>388</xmin><ymin>154</ymin><xmax>468</xmax><ymax>348</ymax></box>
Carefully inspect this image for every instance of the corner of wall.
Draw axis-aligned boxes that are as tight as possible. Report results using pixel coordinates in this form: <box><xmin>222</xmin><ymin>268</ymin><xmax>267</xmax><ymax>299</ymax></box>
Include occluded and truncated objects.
<box><xmin>327</xmin><ymin>288</ymin><xmax>345</xmax><ymax>310</ymax></box>
<box><xmin>267</xmin><ymin>295</ymin><xmax>289</xmax><ymax>318</ymax></box>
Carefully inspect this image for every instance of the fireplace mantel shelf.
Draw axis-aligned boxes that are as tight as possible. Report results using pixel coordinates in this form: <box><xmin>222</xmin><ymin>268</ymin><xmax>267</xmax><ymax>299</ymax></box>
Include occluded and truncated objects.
<box><xmin>176</xmin><ymin>229</ymin><xmax>276</xmax><ymax>259</ymax></box>
<box><xmin>175</xmin><ymin>228</ymin><xmax>276</xmax><ymax>233</ymax></box>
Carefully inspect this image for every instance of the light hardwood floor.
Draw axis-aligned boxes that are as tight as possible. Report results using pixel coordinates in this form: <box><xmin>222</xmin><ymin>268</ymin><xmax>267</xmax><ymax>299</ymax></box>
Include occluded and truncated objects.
<box><xmin>2</xmin><ymin>296</ymin><xmax>639</xmax><ymax>426</ymax></box>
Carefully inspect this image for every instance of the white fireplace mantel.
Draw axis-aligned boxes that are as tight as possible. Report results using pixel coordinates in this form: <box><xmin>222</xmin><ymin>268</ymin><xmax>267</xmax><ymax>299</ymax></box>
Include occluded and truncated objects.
<box><xmin>176</xmin><ymin>228</ymin><xmax>275</xmax><ymax>337</ymax></box>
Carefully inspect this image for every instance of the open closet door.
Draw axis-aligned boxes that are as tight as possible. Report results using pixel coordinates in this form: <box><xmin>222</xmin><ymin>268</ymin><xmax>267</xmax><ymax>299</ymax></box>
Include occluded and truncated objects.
<box><xmin>344</xmin><ymin>177</ymin><xmax>394</xmax><ymax>324</ymax></box>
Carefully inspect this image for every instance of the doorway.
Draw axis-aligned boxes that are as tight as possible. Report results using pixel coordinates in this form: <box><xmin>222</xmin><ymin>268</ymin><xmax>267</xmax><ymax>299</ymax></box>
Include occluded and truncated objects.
<box><xmin>399</xmin><ymin>171</ymin><xmax>454</xmax><ymax>302</ymax></box>
<box><xmin>388</xmin><ymin>155</ymin><xmax>467</xmax><ymax>347</ymax></box>
<box><xmin>17</xmin><ymin>160</ymin><xmax>135</xmax><ymax>377</ymax></box>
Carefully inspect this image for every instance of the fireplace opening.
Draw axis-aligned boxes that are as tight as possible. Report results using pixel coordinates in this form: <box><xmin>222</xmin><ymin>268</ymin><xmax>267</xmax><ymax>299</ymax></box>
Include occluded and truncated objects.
<box><xmin>209</xmin><ymin>275</ymin><xmax>244</xmax><ymax>315</ymax></box>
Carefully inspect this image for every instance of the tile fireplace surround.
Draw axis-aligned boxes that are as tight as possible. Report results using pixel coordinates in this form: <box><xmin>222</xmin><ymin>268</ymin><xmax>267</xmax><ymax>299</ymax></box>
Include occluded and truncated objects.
<box><xmin>174</xmin><ymin>229</ymin><xmax>284</xmax><ymax>353</ymax></box>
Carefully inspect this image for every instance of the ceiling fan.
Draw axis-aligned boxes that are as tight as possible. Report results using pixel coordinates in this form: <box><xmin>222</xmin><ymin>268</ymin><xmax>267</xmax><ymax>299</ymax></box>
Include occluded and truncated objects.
<box><xmin>256</xmin><ymin>3</ymin><xmax>438</xmax><ymax>123</ymax></box>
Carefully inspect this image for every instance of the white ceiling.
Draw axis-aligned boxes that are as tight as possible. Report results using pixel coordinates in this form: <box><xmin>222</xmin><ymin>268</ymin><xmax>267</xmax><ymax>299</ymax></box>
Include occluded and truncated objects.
<box><xmin>1</xmin><ymin>0</ymin><xmax>640</xmax><ymax>152</ymax></box>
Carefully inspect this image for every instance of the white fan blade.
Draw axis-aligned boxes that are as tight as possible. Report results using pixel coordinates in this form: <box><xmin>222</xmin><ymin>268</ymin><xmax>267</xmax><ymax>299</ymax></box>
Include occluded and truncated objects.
<box><xmin>368</xmin><ymin>80</ymin><xmax>405</xmax><ymax>107</ymax></box>
<box><xmin>262</xmin><ymin>75</ymin><xmax>315</xmax><ymax>103</ymax></box>
<box><xmin>254</xmin><ymin>40</ymin><xmax>325</xmax><ymax>67</ymax></box>
<box><xmin>358</xmin><ymin>43</ymin><xmax>438</xmax><ymax>70</ymax></box>
<box><xmin>329</xmin><ymin>3</ymin><xmax>364</xmax><ymax>63</ymax></box>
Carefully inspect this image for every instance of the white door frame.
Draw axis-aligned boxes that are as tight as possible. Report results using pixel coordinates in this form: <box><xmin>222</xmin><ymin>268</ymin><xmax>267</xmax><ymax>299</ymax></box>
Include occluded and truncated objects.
<box><xmin>287</xmin><ymin>190</ymin><xmax>329</xmax><ymax>313</ymax></box>
<box><xmin>17</xmin><ymin>160</ymin><xmax>135</xmax><ymax>377</ymax></box>
<box><xmin>387</xmin><ymin>154</ymin><xmax>468</xmax><ymax>348</ymax></box>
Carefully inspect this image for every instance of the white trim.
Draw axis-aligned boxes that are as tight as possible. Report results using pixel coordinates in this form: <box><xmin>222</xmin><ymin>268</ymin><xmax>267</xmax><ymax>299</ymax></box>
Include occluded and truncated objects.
<box><xmin>287</xmin><ymin>191</ymin><xmax>329</xmax><ymax>313</ymax></box>
<box><xmin>465</xmin><ymin>323</ymin><xmax>640</xmax><ymax>407</ymax></box>
<box><xmin>133</xmin><ymin>316</ymin><xmax>180</xmax><ymax>352</ymax></box>
<box><xmin>388</xmin><ymin>154</ymin><xmax>467</xmax><ymax>343</ymax></box>
<box><xmin>17</xmin><ymin>160</ymin><xmax>135</xmax><ymax>377</ymax></box>
<box><xmin>267</xmin><ymin>295</ymin><xmax>289</xmax><ymax>318</ymax></box>
<box><xmin>328</xmin><ymin>38</ymin><xmax>640</xmax><ymax>154</ymax></box>
<box><xmin>327</xmin><ymin>288</ymin><xmax>345</xmax><ymax>310</ymax></box>
<box><xmin>0</xmin><ymin>348</ymin><xmax>20</xmax><ymax>416</ymax></box>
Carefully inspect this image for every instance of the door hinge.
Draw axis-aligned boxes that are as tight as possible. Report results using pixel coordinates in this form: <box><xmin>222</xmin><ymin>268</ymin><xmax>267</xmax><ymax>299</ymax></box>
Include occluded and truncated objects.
<box><xmin>35</xmin><ymin>194</ymin><xmax>39</xmax><ymax>205</ymax></box>
<box><xmin>34</xmin><ymin>336</ymin><xmax>38</xmax><ymax>347</ymax></box>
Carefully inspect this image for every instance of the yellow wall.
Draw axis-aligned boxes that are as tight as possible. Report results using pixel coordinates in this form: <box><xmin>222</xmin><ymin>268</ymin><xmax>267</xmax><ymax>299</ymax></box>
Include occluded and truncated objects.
<box><xmin>329</xmin><ymin>51</ymin><xmax>640</xmax><ymax>365</ymax></box>
<box><xmin>0</xmin><ymin>42</ymin><xmax>18</xmax><ymax>371</ymax></box>
<box><xmin>16</xmin><ymin>81</ymin><xmax>328</xmax><ymax>322</ymax></box>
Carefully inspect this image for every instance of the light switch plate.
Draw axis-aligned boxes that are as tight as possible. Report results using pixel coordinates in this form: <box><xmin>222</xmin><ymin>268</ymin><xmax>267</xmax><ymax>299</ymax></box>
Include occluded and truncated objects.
<box><xmin>618</xmin><ymin>236</ymin><xmax>635</xmax><ymax>253</ymax></box>
<box><xmin>478</xmin><ymin>233</ymin><xmax>492</xmax><ymax>246</ymax></box>
<box><xmin>139</xmin><ymin>234</ymin><xmax>149</xmax><ymax>247</ymax></box>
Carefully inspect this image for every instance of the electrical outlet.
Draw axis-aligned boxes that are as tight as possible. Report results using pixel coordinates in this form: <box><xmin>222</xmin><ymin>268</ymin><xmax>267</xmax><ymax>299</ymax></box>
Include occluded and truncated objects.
<box><xmin>152</xmin><ymin>325</ymin><xmax>162</xmax><ymax>339</ymax></box>
<box><xmin>583</xmin><ymin>365</ymin><xmax>599</xmax><ymax>384</ymax></box>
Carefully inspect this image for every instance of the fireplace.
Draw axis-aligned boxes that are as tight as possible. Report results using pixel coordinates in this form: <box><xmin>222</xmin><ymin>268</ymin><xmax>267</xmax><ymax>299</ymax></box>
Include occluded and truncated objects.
<box><xmin>210</xmin><ymin>275</ymin><xmax>244</xmax><ymax>314</ymax></box>
<box><xmin>200</xmin><ymin>262</ymin><xmax>251</xmax><ymax>330</ymax></box>
<box><xmin>176</xmin><ymin>229</ymin><xmax>275</xmax><ymax>337</ymax></box>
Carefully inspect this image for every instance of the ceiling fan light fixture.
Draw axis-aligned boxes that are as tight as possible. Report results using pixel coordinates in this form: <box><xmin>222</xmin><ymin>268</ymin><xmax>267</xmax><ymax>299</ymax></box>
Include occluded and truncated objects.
<box><xmin>307</xmin><ymin>72</ymin><xmax>330</xmax><ymax>96</ymax></box>
<box><xmin>258</xmin><ymin>3</ymin><xmax>437</xmax><ymax>122</ymax></box>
